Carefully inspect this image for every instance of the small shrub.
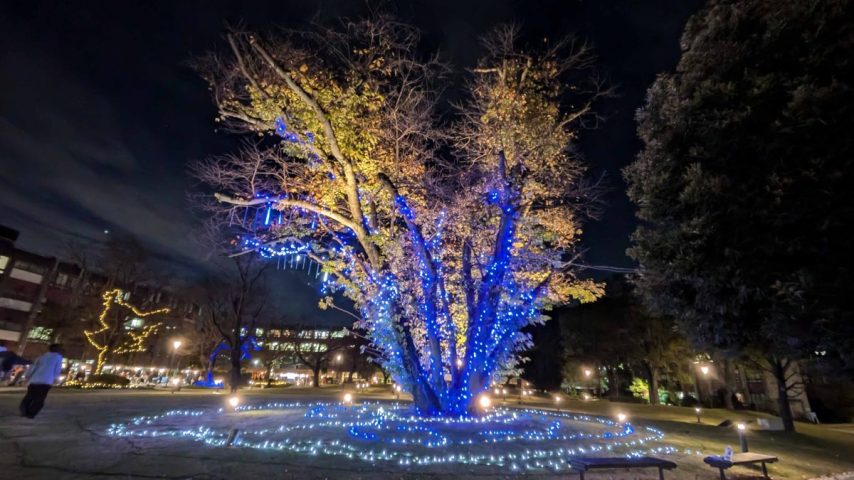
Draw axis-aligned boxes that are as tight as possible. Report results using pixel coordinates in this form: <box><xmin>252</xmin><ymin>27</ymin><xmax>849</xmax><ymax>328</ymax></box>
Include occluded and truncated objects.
<box><xmin>629</xmin><ymin>378</ymin><xmax>650</xmax><ymax>403</ymax></box>
<box><xmin>84</xmin><ymin>373</ymin><xmax>130</xmax><ymax>388</ymax></box>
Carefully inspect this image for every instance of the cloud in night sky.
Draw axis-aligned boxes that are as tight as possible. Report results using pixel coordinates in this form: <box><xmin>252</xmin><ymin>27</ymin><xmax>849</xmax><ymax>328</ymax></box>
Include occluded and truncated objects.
<box><xmin>0</xmin><ymin>0</ymin><xmax>704</xmax><ymax>325</ymax></box>
<box><xmin>0</xmin><ymin>43</ymin><xmax>200</xmax><ymax>266</ymax></box>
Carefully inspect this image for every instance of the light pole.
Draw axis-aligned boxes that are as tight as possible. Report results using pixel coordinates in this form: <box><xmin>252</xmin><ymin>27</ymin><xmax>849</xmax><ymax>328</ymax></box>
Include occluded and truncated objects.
<box><xmin>171</xmin><ymin>340</ymin><xmax>182</xmax><ymax>388</ymax></box>
<box><xmin>737</xmin><ymin>422</ymin><xmax>748</xmax><ymax>452</ymax></box>
<box><xmin>695</xmin><ymin>407</ymin><xmax>702</xmax><ymax>423</ymax></box>
<box><xmin>583</xmin><ymin>367</ymin><xmax>593</xmax><ymax>397</ymax></box>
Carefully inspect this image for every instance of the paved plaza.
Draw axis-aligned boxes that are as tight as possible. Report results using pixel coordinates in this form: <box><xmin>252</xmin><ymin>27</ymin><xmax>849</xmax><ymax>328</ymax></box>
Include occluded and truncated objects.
<box><xmin>1</xmin><ymin>387</ymin><xmax>852</xmax><ymax>480</ymax></box>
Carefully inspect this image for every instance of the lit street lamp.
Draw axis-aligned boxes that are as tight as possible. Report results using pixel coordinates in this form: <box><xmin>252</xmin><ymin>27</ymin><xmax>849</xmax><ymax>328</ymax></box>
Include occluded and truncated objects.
<box><xmin>583</xmin><ymin>367</ymin><xmax>594</xmax><ymax>396</ymax></box>
<box><xmin>737</xmin><ymin>422</ymin><xmax>749</xmax><ymax>452</ymax></box>
<box><xmin>478</xmin><ymin>394</ymin><xmax>492</xmax><ymax>410</ymax></box>
<box><xmin>171</xmin><ymin>339</ymin><xmax>183</xmax><ymax>390</ymax></box>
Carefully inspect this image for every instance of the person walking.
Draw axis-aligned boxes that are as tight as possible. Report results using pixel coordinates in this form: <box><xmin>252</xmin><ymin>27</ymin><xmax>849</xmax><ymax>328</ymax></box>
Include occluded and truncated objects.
<box><xmin>20</xmin><ymin>344</ymin><xmax>63</xmax><ymax>418</ymax></box>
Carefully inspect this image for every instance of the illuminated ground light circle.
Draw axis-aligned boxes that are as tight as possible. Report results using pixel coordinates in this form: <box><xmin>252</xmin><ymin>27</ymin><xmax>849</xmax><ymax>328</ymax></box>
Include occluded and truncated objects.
<box><xmin>106</xmin><ymin>402</ymin><xmax>677</xmax><ymax>472</ymax></box>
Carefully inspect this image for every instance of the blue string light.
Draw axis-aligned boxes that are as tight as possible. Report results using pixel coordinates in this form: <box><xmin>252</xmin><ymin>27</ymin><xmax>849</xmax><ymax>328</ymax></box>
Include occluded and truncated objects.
<box><xmin>106</xmin><ymin>402</ymin><xmax>682</xmax><ymax>472</ymax></box>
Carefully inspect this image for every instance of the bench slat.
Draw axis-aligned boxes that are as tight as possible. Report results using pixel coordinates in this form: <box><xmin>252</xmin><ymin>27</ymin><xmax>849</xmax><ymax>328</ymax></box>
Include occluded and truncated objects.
<box><xmin>569</xmin><ymin>456</ymin><xmax>678</xmax><ymax>470</ymax></box>
<box><xmin>704</xmin><ymin>452</ymin><xmax>778</xmax><ymax>468</ymax></box>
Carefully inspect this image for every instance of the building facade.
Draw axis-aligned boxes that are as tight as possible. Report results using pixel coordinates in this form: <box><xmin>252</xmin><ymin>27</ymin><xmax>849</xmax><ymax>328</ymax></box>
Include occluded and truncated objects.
<box><xmin>0</xmin><ymin>226</ymin><xmax>201</xmax><ymax>365</ymax></box>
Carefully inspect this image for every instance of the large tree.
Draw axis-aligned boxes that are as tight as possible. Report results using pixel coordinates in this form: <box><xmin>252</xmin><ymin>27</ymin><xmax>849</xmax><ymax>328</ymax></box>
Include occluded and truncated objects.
<box><xmin>200</xmin><ymin>257</ymin><xmax>269</xmax><ymax>392</ymax></box>
<box><xmin>625</xmin><ymin>0</ymin><xmax>853</xmax><ymax>431</ymax></box>
<box><xmin>193</xmin><ymin>18</ymin><xmax>606</xmax><ymax>415</ymax></box>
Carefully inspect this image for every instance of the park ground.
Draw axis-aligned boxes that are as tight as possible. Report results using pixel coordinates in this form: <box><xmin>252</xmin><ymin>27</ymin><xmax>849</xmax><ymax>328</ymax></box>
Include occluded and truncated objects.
<box><xmin>0</xmin><ymin>386</ymin><xmax>852</xmax><ymax>480</ymax></box>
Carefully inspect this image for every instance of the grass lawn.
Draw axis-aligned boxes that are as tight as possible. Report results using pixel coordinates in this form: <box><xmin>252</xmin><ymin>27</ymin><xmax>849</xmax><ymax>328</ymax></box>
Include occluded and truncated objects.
<box><xmin>1</xmin><ymin>385</ymin><xmax>851</xmax><ymax>479</ymax></box>
<box><xmin>499</xmin><ymin>391</ymin><xmax>854</xmax><ymax>479</ymax></box>
<box><xmin>243</xmin><ymin>385</ymin><xmax>854</xmax><ymax>478</ymax></box>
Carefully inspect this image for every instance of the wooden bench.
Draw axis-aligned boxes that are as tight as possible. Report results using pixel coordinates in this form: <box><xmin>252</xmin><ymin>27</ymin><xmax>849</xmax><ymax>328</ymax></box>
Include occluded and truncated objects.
<box><xmin>567</xmin><ymin>456</ymin><xmax>678</xmax><ymax>479</ymax></box>
<box><xmin>704</xmin><ymin>452</ymin><xmax>779</xmax><ymax>479</ymax></box>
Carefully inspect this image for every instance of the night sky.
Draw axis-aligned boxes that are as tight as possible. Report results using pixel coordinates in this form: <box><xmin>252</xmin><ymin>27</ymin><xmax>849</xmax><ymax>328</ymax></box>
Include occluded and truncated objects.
<box><xmin>0</xmin><ymin>0</ymin><xmax>702</xmax><ymax>325</ymax></box>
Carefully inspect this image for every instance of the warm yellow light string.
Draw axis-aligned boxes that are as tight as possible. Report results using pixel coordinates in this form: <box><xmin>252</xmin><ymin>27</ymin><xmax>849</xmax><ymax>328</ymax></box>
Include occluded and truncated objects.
<box><xmin>84</xmin><ymin>289</ymin><xmax>170</xmax><ymax>374</ymax></box>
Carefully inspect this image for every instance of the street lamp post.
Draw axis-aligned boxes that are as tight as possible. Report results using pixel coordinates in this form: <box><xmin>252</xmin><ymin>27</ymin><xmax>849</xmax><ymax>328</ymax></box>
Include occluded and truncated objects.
<box><xmin>583</xmin><ymin>367</ymin><xmax>593</xmax><ymax>397</ymax></box>
<box><xmin>737</xmin><ymin>422</ymin><xmax>749</xmax><ymax>452</ymax></box>
<box><xmin>171</xmin><ymin>340</ymin><xmax>183</xmax><ymax>391</ymax></box>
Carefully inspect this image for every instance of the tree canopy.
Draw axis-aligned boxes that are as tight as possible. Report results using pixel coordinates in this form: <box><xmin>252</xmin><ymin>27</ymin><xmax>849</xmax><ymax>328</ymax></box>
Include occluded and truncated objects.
<box><xmin>192</xmin><ymin>17</ymin><xmax>606</xmax><ymax>415</ymax></box>
<box><xmin>625</xmin><ymin>0</ymin><xmax>854</xmax><ymax>430</ymax></box>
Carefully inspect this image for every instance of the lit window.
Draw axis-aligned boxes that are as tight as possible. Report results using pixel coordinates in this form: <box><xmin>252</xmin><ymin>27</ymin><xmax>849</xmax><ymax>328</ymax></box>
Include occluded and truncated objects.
<box><xmin>53</xmin><ymin>273</ymin><xmax>70</xmax><ymax>287</ymax></box>
<box><xmin>27</xmin><ymin>326</ymin><xmax>54</xmax><ymax>343</ymax></box>
<box><xmin>0</xmin><ymin>256</ymin><xmax>8</xmax><ymax>273</ymax></box>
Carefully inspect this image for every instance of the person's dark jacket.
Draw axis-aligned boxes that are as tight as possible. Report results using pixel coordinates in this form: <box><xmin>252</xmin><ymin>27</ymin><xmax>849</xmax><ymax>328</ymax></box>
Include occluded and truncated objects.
<box><xmin>0</xmin><ymin>351</ymin><xmax>31</xmax><ymax>372</ymax></box>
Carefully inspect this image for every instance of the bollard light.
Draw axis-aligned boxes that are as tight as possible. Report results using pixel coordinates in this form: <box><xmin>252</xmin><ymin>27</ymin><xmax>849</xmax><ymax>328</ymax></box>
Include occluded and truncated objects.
<box><xmin>228</xmin><ymin>395</ymin><xmax>240</xmax><ymax>409</ymax></box>
<box><xmin>617</xmin><ymin>413</ymin><xmax>628</xmax><ymax>423</ymax></box>
<box><xmin>343</xmin><ymin>392</ymin><xmax>353</xmax><ymax>405</ymax></box>
<box><xmin>695</xmin><ymin>407</ymin><xmax>702</xmax><ymax>423</ymax></box>
<box><xmin>479</xmin><ymin>394</ymin><xmax>492</xmax><ymax>409</ymax></box>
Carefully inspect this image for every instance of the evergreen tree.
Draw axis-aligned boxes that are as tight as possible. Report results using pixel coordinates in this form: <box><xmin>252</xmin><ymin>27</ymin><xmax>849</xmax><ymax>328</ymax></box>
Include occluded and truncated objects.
<box><xmin>625</xmin><ymin>0</ymin><xmax>854</xmax><ymax>431</ymax></box>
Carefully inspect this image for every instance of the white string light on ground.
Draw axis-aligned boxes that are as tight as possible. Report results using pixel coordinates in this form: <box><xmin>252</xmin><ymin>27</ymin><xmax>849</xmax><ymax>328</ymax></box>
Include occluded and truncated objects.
<box><xmin>106</xmin><ymin>402</ymin><xmax>680</xmax><ymax>472</ymax></box>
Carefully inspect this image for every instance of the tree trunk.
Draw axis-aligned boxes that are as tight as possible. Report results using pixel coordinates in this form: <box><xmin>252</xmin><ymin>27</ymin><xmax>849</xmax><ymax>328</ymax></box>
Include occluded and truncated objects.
<box><xmin>770</xmin><ymin>356</ymin><xmax>796</xmax><ymax>432</ymax></box>
<box><xmin>312</xmin><ymin>364</ymin><xmax>321</xmax><ymax>388</ymax></box>
<box><xmin>348</xmin><ymin>346</ymin><xmax>358</xmax><ymax>382</ymax></box>
<box><xmin>266</xmin><ymin>363</ymin><xmax>273</xmax><ymax>387</ymax></box>
<box><xmin>229</xmin><ymin>348</ymin><xmax>241</xmax><ymax>393</ymax></box>
<box><xmin>205</xmin><ymin>358</ymin><xmax>215</xmax><ymax>384</ymax></box>
<box><xmin>411</xmin><ymin>381</ymin><xmax>443</xmax><ymax>416</ymax></box>
<box><xmin>722</xmin><ymin>358</ymin><xmax>736</xmax><ymax>410</ymax></box>
<box><xmin>645</xmin><ymin>362</ymin><xmax>660</xmax><ymax>405</ymax></box>
<box><xmin>606</xmin><ymin>367</ymin><xmax>620</xmax><ymax>400</ymax></box>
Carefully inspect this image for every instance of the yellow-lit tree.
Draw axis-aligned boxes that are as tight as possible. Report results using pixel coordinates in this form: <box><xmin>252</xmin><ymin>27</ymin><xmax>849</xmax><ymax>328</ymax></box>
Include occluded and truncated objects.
<box><xmin>193</xmin><ymin>19</ymin><xmax>607</xmax><ymax>415</ymax></box>
<box><xmin>84</xmin><ymin>289</ymin><xmax>170</xmax><ymax>374</ymax></box>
